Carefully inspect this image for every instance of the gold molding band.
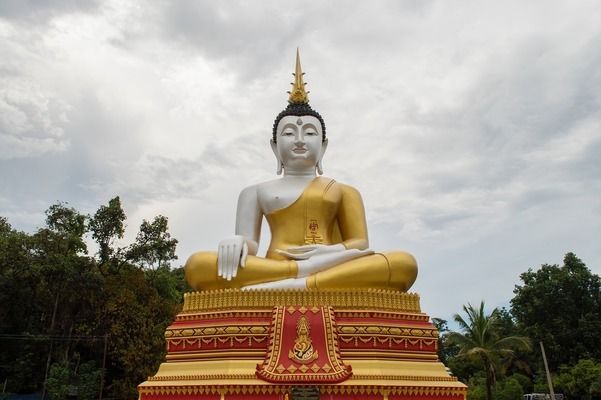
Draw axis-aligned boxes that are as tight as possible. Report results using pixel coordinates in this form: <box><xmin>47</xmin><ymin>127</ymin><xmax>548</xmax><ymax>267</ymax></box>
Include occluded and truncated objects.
<box><xmin>183</xmin><ymin>289</ymin><xmax>421</xmax><ymax>313</ymax></box>
<box><xmin>165</xmin><ymin>351</ymin><xmax>265</xmax><ymax>361</ymax></box>
<box><xmin>139</xmin><ymin>385</ymin><xmax>466</xmax><ymax>396</ymax></box>
<box><xmin>339</xmin><ymin>351</ymin><xmax>439</xmax><ymax>361</ymax></box>
<box><xmin>147</xmin><ymin>373</ymin><xmax>457</xmax><ymax>382</ymax></box>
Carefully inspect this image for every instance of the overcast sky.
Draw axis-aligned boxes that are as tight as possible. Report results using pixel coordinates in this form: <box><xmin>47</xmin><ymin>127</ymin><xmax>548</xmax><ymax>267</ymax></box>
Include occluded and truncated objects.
<box><xmin>1</xmin><ymin>0</ymin><xmax>600</xmax><ymax>321</ymax></box>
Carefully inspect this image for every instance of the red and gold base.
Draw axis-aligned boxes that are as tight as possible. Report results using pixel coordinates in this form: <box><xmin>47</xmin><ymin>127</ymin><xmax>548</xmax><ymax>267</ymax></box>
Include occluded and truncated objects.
<box><xmin>138</xmin><ymin>289</ymin><xmax>466</xmax><ymax>400</ymax></box>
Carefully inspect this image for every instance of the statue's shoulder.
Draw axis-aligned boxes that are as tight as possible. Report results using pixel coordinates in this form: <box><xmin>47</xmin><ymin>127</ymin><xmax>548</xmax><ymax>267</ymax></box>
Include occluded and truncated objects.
<box><xmin>322</xmin><ymin>178</ymin><xmax>363</xmax><ymax>203</ymax></box>
<box><xmin>252</xmin><ymin>178</ymin><xmax>284</xmax><ymax>205</ymax></box>
<box><xmin>238</xmin><ymin>183</ymin><xmax>260</xmax><ymax>201</ymax></box>
<box><xmin>318</xmin><ymin>177</ymin><xmax>362</xmax><ymax>202</ymax></box>
<box><xmin>253</xmin><ymin>178</ymin><xmax>280</xmax><ymax>193</ymax></box>
<box><xmin>320</xmin><ymin>177</ymin><xmax>359</xmax><ymax>193</ymax></box>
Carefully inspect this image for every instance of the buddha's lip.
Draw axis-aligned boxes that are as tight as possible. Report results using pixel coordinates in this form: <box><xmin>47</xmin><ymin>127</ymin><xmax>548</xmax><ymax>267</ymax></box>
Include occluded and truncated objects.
<box><xmin>292</xmin><ymin>148</ymin><xmax>307</xmax><ymax>153</ymax></box>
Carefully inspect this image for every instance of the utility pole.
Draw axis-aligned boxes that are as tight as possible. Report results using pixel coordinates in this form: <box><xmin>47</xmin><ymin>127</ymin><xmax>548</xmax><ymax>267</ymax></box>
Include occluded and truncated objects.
<box><xmin>41</xmin><ymin>292</ymin><xmax>60</xmax><ymax>400</ymax></box>
<box><xmin>540</xmin><ymin>341</ymin><xmax>556</xmax><ymax>400</ymax></box>
<box><xmin>98</xmin><ymin>334</ymin><xmax>108</xmax><ymax>400</ymax></box>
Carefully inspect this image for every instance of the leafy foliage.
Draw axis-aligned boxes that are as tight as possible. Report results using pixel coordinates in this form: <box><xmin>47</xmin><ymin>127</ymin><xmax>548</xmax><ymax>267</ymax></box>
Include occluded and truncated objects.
<box><xmin>554</xmin><ymin>359</ymin><xmax>601</xmax><ymax>400</ymax></box>
<box><xmin>447</xmin><ymin>302</ymin><xmax>531</xmax><ymax>400</ymax></box>
<box><xmin>0</xmin><ymin>198</ymin><xmax>185</xmax><ymax>398</ymax></box>
<box><xmin>76</xmin><ymin>361</ymin><xmax>102</xmax><ymax>400</ymax></box>
<box><xmin>46</xmin><ymin>363</ymin><xmax>71</xmax><ymax>400</ymax></box>
<box><xmin>511</xmin><ymin>253</ymin><xmax>601</xmax><ymax>370</ymax></box>
<box><xmin>126</xmin><ymin>215</ymin><xmax>178</xmax><ymax>270</ymax></box>
<box><xmin>88</xmin><ymin>196</ymin><xmax>126</xmax><ymax>267</ymax></box>
<box><xmin>436</xmin><ymin>253</ymin><xmax>600</xmax><ymax>400</ymax></box>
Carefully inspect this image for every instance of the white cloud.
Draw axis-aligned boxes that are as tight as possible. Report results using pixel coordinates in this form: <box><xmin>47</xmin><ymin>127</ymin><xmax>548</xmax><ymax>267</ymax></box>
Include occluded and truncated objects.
<box><xmin>0</xmin><ymin>73</ymin><xmax>70</xmax><ymax>159</ymax></box>
<box><xmin>0</xmin><ymin>0</ymin><xmax>600</xmax><ymax>320</ymax></box>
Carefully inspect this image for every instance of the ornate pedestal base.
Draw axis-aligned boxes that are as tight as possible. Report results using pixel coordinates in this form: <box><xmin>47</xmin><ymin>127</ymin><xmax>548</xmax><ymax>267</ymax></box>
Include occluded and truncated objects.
<box><xmin>138</xmin><ymin>289</ymin><xmax>466</xmax><ymax>400</ymax></box>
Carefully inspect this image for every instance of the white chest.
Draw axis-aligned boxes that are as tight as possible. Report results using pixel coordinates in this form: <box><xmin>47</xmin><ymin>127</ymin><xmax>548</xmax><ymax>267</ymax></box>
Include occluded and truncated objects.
<box><xmin>257</xmin><ymin>178</ymin><xmax>314</xmax><ymax>214</ymax></box>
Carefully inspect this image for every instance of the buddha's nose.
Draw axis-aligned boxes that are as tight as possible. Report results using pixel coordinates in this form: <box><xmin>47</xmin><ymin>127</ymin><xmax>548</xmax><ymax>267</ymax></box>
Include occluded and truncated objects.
<box><xmin>294</xmin><ymin>132</ymin><xmax>305</xmax><ymax>145</ymax></box>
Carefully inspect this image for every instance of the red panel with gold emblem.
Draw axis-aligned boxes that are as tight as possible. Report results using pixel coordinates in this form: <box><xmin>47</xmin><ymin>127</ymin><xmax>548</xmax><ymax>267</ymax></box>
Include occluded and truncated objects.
<box><xmin>257</xmin><ymin>306</ymin><xmax>352</xmax><ymax>383</ymax></box>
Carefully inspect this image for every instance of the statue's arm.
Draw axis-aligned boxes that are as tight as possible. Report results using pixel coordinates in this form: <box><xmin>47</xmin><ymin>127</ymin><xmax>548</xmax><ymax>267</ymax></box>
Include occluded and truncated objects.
<box><xmin>337</xmin><ymin>184</ymin><xmax>369</xmax><ymax>250</ymax></box>
<box><xmin>217</xmin><ymin>185</ymin><xmax>262</xmax><ymax>280</ymax></box>
<box><xmin>234</xmin><ymin>185</ymin><xmax>262</xmax><ymax>255</ymax></box>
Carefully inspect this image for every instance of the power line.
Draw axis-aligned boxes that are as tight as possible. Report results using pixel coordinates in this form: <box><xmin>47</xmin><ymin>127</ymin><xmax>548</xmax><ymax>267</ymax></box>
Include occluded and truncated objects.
<box><xmin>0</xmin><ymin>334</ymin><xmax>106</xmax><ymax>341</ymax></box>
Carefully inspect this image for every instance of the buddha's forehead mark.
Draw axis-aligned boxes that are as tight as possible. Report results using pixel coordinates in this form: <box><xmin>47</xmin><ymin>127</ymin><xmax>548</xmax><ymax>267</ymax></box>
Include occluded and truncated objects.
<box><xmin>296</xmin><ymin>118</ymin><xmax>303</xmax><ymax>126</ymax></box>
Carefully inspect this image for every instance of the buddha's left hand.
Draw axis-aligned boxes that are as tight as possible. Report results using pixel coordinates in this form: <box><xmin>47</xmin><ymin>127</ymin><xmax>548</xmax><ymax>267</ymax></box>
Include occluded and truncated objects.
<box><xmin>275</xmin><ymin>244</ymin><xmax>346</xmax><ymax>260</ymax></box>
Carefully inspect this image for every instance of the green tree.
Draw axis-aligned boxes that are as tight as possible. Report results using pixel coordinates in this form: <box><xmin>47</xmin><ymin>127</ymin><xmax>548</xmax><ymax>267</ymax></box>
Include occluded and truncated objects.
<box><xmin>126</xmin><ymin>215</ymin><xmax>178</xmax><ymax>270</ymax></box>
<box><xmin>432</xmin><ymin>317</ymin><xmax>481</xmax><ymax>382</ymax></box>
<box><xmin>494</xmin><ymin>376</ymin><xmax>524</xmax><ymax>400</ymax></box>
<box><xmin>46</xmin><ymin>363</ymin><xmax>71</xmax><ymax>400</ymax></box>
<box><xmin>432</xmin><ymin>318</ymin><xmax>458</xmax><ymax>365</ymax></box>
<box><xmin>554</xmin><ymin>359</ymin><xmax>601</xmax><ymax>400</ymax></box>
<box><xmin>511</xmin><ymin>253</ymin><xmax>601</xmax><ymax>370</ymax></box>
<box><xmin>45</xmin><ymin>203</ymin><xmax>87</xmax><ymax>254</ymax></box>
<box><xmin>447</xmin><ymin>302</ymin><xmax>531</xmax><ymax>400</ymax></box>
<box><xmin>88</xmin><ymin>197</ymin><xmax>126</xmax><ymax>268</ymax></box>
<box><xmin>494</xmin><ymin>307</ymin><xmax>533</xmax><ymax>378</ymax></box>
<box><xmin>76</xmin><ymin>361</ymin><xmax>102</xmax><ymax>400</ymax></box>
<box><xmin>97</xmin><ymin>265</ymin><xmax>180</xmax><ymax>398</ymax></box>
<box><xmin>1</xmin><ymin>198</ymin><xmax>185</xmax><ymax>397</ymax></box>
<box><xmin>466</xmin><ymin>375</ymin><xmax>487</xmax><ymax>400</ymax></box>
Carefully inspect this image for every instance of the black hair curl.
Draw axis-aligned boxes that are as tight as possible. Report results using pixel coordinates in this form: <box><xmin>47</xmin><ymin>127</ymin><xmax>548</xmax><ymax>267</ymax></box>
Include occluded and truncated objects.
<box><xmin>272</xmin><ymin>103</ymin><xmax>326</xmax><ymax>143</ymax></box>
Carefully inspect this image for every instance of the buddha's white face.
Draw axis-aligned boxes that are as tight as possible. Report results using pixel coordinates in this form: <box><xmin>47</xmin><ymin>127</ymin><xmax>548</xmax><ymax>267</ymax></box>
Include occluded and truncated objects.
<box><xmin>272</xmin><ymin>115</ymin><xmax>326</xmax><ymax>174</ymax></box>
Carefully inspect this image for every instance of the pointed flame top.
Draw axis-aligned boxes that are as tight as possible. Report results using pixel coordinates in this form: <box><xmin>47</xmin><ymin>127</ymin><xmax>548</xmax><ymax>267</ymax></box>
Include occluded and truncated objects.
<box><xmin>287</xmin><ymin>48</ymin><xmax>309</xmax><ymax>105</ymax></box>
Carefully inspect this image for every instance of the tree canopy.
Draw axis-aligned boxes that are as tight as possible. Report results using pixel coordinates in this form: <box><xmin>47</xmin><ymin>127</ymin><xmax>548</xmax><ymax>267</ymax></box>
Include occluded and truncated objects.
<box><xmin>447</xmin><ymin>302</ymin><xmax>531</xmax><ymax>400</ymax></box>
<box><xmin>437</xmin><ymin>253</ymin><xmax>600</xmax><ymax>400</ymax></box>
<box><xmin>0</xmin><ymin>198</ymin><xmax>187</xmax><ymax>399</ymax></box>
<box><xmin>511</xmin><ymin>252</ymin><xmax>601</xmax><ymax>369</ymax></box>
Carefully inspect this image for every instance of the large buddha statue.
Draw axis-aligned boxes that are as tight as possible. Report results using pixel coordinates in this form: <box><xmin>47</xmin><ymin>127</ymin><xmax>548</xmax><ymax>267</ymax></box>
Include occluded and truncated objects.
<box><xmin>185</xmin><ymin>51</ymin><xmax>417</xmax><ymax>291</ymax></box>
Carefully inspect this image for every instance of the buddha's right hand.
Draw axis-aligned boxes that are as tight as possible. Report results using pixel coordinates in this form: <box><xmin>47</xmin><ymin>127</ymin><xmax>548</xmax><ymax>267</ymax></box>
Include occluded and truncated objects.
<box><xmin>217</xmin><ymin>235</ymin><xmax>249</xmax><ymax>281</ymax></box>
<box><xmin>276</xmin><ymin>243</ymin><xmax>346</xmax><ymax>260</ymax></box>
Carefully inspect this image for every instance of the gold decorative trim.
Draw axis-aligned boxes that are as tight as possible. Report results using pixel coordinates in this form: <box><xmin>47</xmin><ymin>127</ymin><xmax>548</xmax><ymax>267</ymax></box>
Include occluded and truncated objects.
<box><xmin>166</xmin><ymin>324</ymin><xmax>269</xmax><ymax>338</ymax></box>
<box><xmin>138</xmin><ymin>385</ymin><xmax>291</xmax><ymax>396</ymax></box>
<box><xmin>321</xmin><ymin>386</ymin><xmax>467</xmax><ymax>396</ymax></box>
<box><xmin>183</xmin><ymin>289</ymin><xmax>421</xmax><ymax>313</ymax></box>
<box><xmin>147</xmin><ymin>373</ymin><xmax>257</xmax><ymax>381</ymax></box>
<box><xmin>338</xmin><ymin>335</ymin><xmax>437</xmax><ymax>349</ymax></box>
<box><xmin>139</xmin><ymin>384</ymin><xmax>466</xmax><ymax>397</ymax></box>
<box><xmin>167</xmin><ymin>335</ymin><xmax>267</xmax><ymax>349</ymax></box>
<box><xmin>338</xmin><ymin>324</ymin><xmax>438</xmax><ymax>338</ymax></box>
<box><xmin>336</xmin><ymin>310</ymin><xmax>429</xmax><ymax>321</ymax></box>
<box><xmin>340</xmin><ymin>350</ymin><xmax>438</xmax><ymax>360</ymax></box>
<box><xmin>146</xmin><ymin>373</ymin><xmax>458</xmax><ymax>382</ymax></box>
<box><xmin>175</xmin><ymin>310</ymin><xmax>272</xmax><ymax>321</ymax></box>
<box><xmin>165</xmin><ymin>351</ymin><xmax>265</xmax><ymax>361</ymax></box>
<box><xmin>351</xmin><ymin>374</ymin><xmax>458</xmax><ymax>382</ymax></box>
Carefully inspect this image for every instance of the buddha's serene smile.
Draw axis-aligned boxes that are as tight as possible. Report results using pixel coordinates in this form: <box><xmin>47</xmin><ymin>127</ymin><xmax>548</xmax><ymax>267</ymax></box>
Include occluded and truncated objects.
<box><xmin>185</xmin><ymin>51</ymin><xmax>417</xmax><ymax>291</ymax></box>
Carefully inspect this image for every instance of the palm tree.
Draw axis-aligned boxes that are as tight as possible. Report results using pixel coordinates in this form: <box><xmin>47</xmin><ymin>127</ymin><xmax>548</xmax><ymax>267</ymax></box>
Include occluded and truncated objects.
<box><xmin>447</xmin><ymin>301</ymin><xmax>531</xmax><ymax>400</ymax></box>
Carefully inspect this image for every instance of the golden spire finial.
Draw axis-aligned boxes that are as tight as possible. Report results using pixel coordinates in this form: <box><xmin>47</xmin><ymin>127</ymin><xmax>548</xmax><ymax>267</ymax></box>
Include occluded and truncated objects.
<box><xmin>287</xmin><ymin>48</ymin><xmax>309</xmax><ymax>104</ymax></box>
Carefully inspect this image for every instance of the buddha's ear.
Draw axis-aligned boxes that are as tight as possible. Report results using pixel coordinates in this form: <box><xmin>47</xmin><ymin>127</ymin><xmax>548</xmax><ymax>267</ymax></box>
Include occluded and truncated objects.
<box><xmin>270</xmin><ymin>139</ymin><xmax>283</xmax><ymax>175</ymax></box>
<box><xmin>317</xmin><ymin>139</ymin><xmax>328</xmax><ymax>175</ymax></box>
